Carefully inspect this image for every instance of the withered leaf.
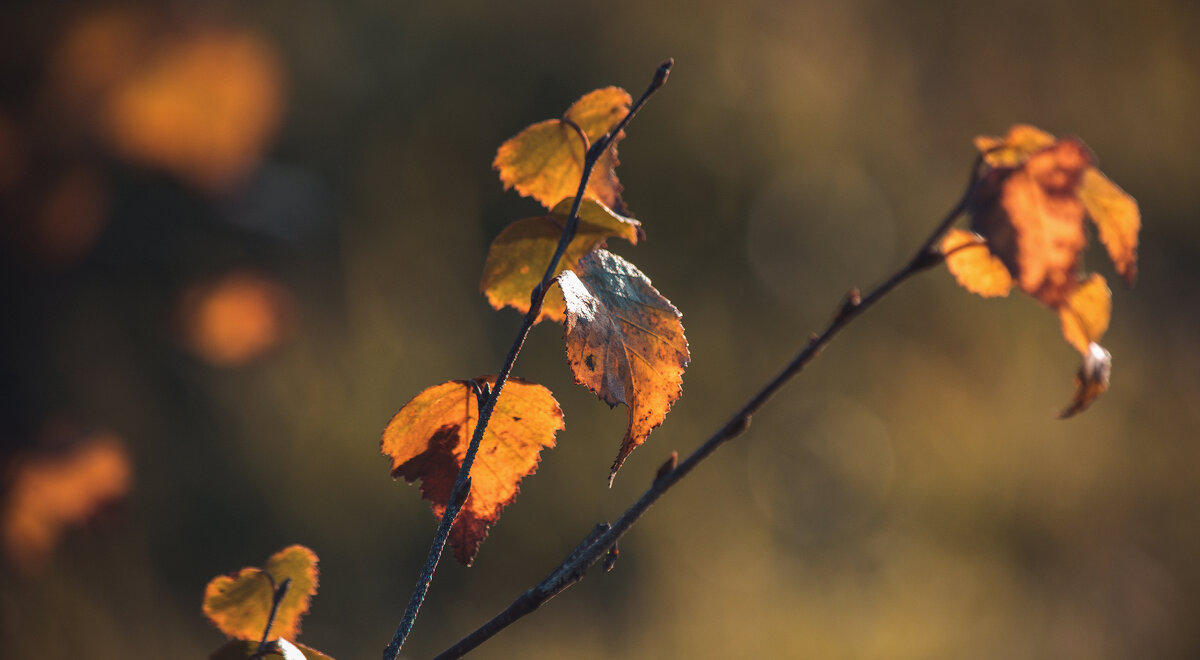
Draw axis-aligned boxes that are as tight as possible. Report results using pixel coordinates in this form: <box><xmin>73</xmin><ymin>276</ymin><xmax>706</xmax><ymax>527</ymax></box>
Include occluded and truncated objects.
<box><xmin>210</xmin><ymin>639</ymin><xmax>334</xmax><ymax>660</ymax></box>
<box><xmin>381</xmin><ymin>376</ymin><xmax>563</xmax><ymax>565</ymax></box>
<box><xmin>1080</xmin><ymin>168</ymin><xmax>1140</xmax><ymax>286</ymax></box>
<box><xmin>480</xmin><ymin>199</ymin><xmax>643</xmax><ymax>323</ymax></box>
<box><xmin>1058</xmin><ymin>273</ymin><xmax>1111</xmax><ymax>355</ymax></box>
<box><xmin>557</xmin><ymin>250</ymin><xmax>689</xmax><ymax>484</ymax></box>
<box><xmin>1061</xmin><ymin>342</ymin><xmax>1112</xmax><ymax>418</ymax></box>
<box><xmin>493</xmin><ymin>87</ymin><xmax>632</xmax><ymax>212</ymax></box>
<box><xmin>940</xmin><ymin>228</ymin><xmax>1013</xmax><ymax>298</ymax></box>
<box><xmin>202</xmin><ymin>545</ymin><xmax>319</xmax><ymax>642</ymax></box>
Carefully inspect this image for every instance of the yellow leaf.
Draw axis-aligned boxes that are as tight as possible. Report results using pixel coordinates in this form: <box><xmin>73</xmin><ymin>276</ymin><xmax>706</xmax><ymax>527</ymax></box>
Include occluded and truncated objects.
<box><xmin>1057</xmin><ymin>274</ymin><xmax>1111</xmax><ymax>355</ymax></box>
<box><xmin>202</xmin><ymin>545</ymin><xmax>319</xmax><ymax>642</ymax></box>
<box><xmin>480</xmin><ymin>199</ymin><xmax>642</xmax><ymax>322</ymax></box>
<box><xmin>974</xmin><ymin>124</ymin><xmax>1057</xmax><ymax>169</ymax></box>
<box><xmin>558</xmin><ymin>250</ymin><xmax>690</xmax><ymax>483</ymax></box>
<box><xmin>493</xmin><ymin>87</ymin><xmax>631</xmax><ymax>211</ymax></box>
<box><xmin>381</xmin><ymin>376</ymin><xmax>564</xmax><ymax>565</ymax></box>
<box><xmin>1080</xmin><ymin>167</ymin><xmax>1140</xmax><ymax>286</ymax></box>
<box><xmin>940</xmin><ymin>228</ymin><xmax>1013</xmax><ymax>297</ymax></box>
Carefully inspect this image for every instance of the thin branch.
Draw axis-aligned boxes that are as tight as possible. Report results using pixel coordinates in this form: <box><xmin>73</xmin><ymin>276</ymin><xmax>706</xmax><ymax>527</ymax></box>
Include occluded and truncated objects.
<box><xmin>430</xmin><ymin>155</ymin><xmax>985</xmax><ymax>660</ymax></box>
<box><xmin>381</xmin><ymin>59</ymin><xmax>673</xmax><ymax>660</ymax></box>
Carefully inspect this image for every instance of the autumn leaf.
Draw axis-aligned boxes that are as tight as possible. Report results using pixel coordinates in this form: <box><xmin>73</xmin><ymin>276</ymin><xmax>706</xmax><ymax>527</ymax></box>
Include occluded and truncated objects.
<box><xmin>203</xmin><ymin>545</ymin><xmax>319</xmax><ymax>642</ymax></box>
<box><xmin>381</xmin><ymin>376</ymin><xmax>564</xmax><ymax>565</ymax></box>
<box><xmin>493</xmin><ymin>87</ymin><xmax>632</xmax><ymax>212</ymax></box>
<box><xmin>557</xmin><ymin>250</ymin><xmax>689</xmax><ymax>483</ymax></box>
<box><xmin>1058</xmin><ymin>273</ymin><xmax>1111</xmax><ymax>356</ymax></box>
<box><xmin>1080</xmin><ymin>168</ymin><xmax>1140</xmax><ymax>286</ymax></box>
<box><xmin>480</xmin><ymin>199</ymin><xmax>643</xmax><ymax>322</ymax></box>
<box><xmin>210</xmin><ymin>639</ymin><xmax>334</xmax><ymax>660</ymax></box>
<box><xmin>940</xmin><ymin>228</ymin><xmax>1013</xmax><ymax>298</ymax></box>
<box><xmin>1061</xmin><ymin>342</ymin><xmax>1112</xmax><ymax>419</ymax></box>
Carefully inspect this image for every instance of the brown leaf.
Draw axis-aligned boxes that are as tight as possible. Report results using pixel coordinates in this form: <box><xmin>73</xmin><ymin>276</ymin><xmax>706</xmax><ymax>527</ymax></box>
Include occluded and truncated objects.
<box><xmin>970</xmin><ymin>137</ymin><xmax>1092</xmax><ymax>306</ymax></box>
<box><xmin>493</xmin><ymin>87</ymin><xmax>632</xmax><ymax>211</ymax></box>
<box><xmin>557</xmin><ymin>250</ymin><xmax>690</xmax><ymax>483</ymax></box>
<box><xmin>1060</xmin><ymin>342</ymin><xmax>1112</xmax><ymax>418</ymax></box>
<box><xmin>480</xmin><ymin>199</ymin><xmax>642</xmax><ymax>323</ymax></box>
<box><xmin>940</xmin><ymin>228</ymin><xmax>1013</xmax><ymax>298</ymax></box>
<box><xmin>1058</xmin><ymin>273</ymin><xmax>1111</xmax><ymax>355</ymax></box>
<box><xmin>203</xmin><ymin>545</ymin><xmax>319</xmax><ymax>642</ymax></box>
<box><xmin>381</xmin><ymin>376</ymin><xmax>564</xmax><ymax>565</ymax></box>
<box><xmin>1080</xmin><ymin>168</ymin><xmax>1140</xmax><ymax>286</ymax></box>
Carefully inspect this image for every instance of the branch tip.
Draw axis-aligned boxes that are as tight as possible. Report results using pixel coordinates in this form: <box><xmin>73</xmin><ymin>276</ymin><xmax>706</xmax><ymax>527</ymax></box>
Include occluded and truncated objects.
<box><xmin>654</xmin><ymin>451</ymin><xmax>678</xmax><ymax>485</ymax></box>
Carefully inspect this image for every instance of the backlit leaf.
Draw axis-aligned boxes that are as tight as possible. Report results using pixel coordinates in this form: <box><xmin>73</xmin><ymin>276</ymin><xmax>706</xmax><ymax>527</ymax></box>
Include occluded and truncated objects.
<box><xmin>493</xmin><ymin>87</ymin><xmax>632</xmax><ymax>211</ymax></box>
<box><xmin>480</xmin><ymin>199</ymin><xmax>643</xmax><ymax>322</ymax></box>
<box><xmin>210</xmin><ymin>639</ymin><xmax>334</xmax><ymax>660</ymax></box>
<box><xmin>1060</xmin><ymin>342</ymin><xmax>1112</xmax><ymax>418</ymax></box>
<box><xmin>381</xmin><ymin>376</ymin><xmax>564</xmax><ymax>565</ymax></box>
<box><xmin>1080</xmin><ymin>168</ymin><xmax>1140</xmax><ymax>286</ymax></box>
<box><xmin>558</xmin><ymin>250</ymin><xmax>690</xmax><ymax>483</ymax></box>
<box><xmin>203</xmin><ymin>545</ymin><xmax>319</xmax><ymax>642</ymax></box>
<box><xmin>974</xmin><ymin>124</ymin><xmax>1057</xmax><ymax>169</ymax></box>
<box><xmin>940</xmin><ymin>228</ymin><xmax>1013</xmax><ymax>298</ymax></box>
<box><xmin>1058</xmin><ymin>273</ymin><xmax>1111</xmax><ymax>355</ymax></box>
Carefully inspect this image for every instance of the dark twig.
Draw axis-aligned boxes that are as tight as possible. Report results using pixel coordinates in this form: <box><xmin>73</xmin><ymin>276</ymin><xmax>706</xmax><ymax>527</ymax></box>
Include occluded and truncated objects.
<box><xmin>381</xmin><ymin>59</ymin><xmax>673</xmax><ymax>660</ymax></box>
<box><xmin>251</xmin><ymin>576</ymin><xmax>291</xmax><ymax>659</ymax></box>
<box><xmin>430</xmin><ymin>155</ymin><xmax>984</xmax><ymax>660</ymax></box>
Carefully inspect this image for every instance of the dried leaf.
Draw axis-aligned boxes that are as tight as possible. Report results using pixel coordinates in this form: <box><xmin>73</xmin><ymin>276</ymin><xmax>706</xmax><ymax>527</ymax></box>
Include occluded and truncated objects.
<box><xmin>1058</xmin><ymin>273</ymin><xmax>1111</xmax><ymax>355</ymax></box>
<box><xmin>381</xmin><ymin>376</ymin><xmax>564</xmax><ymax>565</ymax></box>
<box><xmin>210</xmin><ymin>639</ymin><xmax>334</xmax><ymax>660</ymax></box>
<box><xmin>1080</xmin><ymin>168</ymin><xmax>1140</xmax><ymax>286</ymax></box>
<box><xmin>970</xmin><ymin>137</ymin><xmax>1092</xmax><ymax>306</ymax></box>
<box><xmin>558</xmin><ymin>250</ymin><xmax>690</xmax><ymax>483</ymax></box>
<box><xmin>480</xmin><ymin>199</ymin><xmax>643</xmax><ymax>322</ymax></box>
<box><xmin>940</xmin><ymin>228</ymin><xmax>1013</xmax><ymax>297</ymax></box>
<box><xmin>1060</xmin><ymin>342</ymin><xmax>1112</xmax><ymax>418</ymax></box>
<box><xmin>202</xmin><ymin>545</ymin><xmax>319</xmax><ymax>642</ymax></box>
<box><xmin>2</xmin><ymin>432</ymin><xmax>131</xmax><ymax>572</ymax></box>
<box><xmin>493</xmin><ymin>87</ymin><xmax>632</xmax><ymax>211</ymax></box>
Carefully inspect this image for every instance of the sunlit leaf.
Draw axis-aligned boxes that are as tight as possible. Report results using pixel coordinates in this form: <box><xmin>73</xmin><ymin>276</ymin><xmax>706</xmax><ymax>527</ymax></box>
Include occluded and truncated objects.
<box><xmin>1</xmin><ymin>432</ymin><xmax>131</xmax><ymax>573</ymax></box>
<box><xmin>210</xmin><ymin>639</ymin><xmax>334</xmax><ymax>660</ymax></box>
<box><xmin>1080</xmin><ymin>168</ymin><xmax>1140</xmax><ymax>286</ymax></box>
<box><xmin>940</xmin><ymin>228</ymin><xmax>1013</xmax><ymax>298</ymax></box>
<box><xmin>203</xmin><ymin>545</ymin><xmax>319</xmax><ymax>642</ymax></box>
<box><xmin>974</xmin><ymin>124</ymin><xmax>1057</xmax><ymax>169</ymax></box>
<box><xmin>480</xmin><ymin>199</ymin><xmax>643</xmax><ymax>322</ymax></box>
<box><xmin>558</xmin><ymin>250</ymin><xmax>689</xmax><ymax>483</ymax></box>
<box><xmin>179</xmin><ymin>272</ymin><xmax>294</xmax><ymax>366</ymax></box>
<box><xmin>382</xmin><ymin>376</ymin><xmax>564</xmax><ymax>565</ymax></box>
<box><xmin>1060</xmin><ymin>342</ymin><xmax>1112</xmax><ymax>418</ymax></box>
<box><xmin>1058</xmin><ymin>273</ymin><xmax>1111</xmax><ymax>355</ymax></box>
<box><xmin>493</xmin><ymin>87</ymin><xmax>632</xmax><ymax>211</ymax></box>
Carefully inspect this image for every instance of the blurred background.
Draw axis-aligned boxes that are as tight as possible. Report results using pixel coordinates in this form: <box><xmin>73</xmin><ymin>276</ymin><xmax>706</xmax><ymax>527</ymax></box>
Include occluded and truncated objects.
<box><xmin>1</xmin><ymin>0</ymin><xmax>1197</xmax><ymax>658</ymax></box>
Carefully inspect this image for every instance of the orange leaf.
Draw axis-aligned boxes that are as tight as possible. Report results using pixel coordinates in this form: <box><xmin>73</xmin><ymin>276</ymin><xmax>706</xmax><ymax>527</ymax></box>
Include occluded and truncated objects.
<box><xmin>480</xmin><ymin>199</ymin><xmax>643</xmax><ymax>322</ymax></box>
<box><xmin>940</xmin><ymin>228</ymin><xmax>1013</xmax><ymax>297</ymax></box>
<box><xmin>493</xmin><ymin>87</ymin><xmax>632</xmax><ymax>211</ymax></box>
<box><xmin>2</xmin><ymin>432</ymin><xmax>131</xmax><ymax>572</ymax></box>
<box><xmin>1060</xmin><ymin>342</ymin><xmax>1112</xmax><ymax>418</ymax></box>
<box><xmin>974</xmin><ymin>124</ymin><xmax>1057</xmax><ymax>169</ymax></box>
<box><xmin>1057</xmin><ymin>273</ymin><xmax>1111</xmax><ymax>355</ymax></box>
<box><xmin>202</xmin><ymin>545</ymin><xmax>319</xmax><ymax>642</ymax></box>
<box><xmin>558</xmin><ymin>250</ymin><xmax>690</xmax><ymax>483</ymax></box>
<box><xmin>1080</xmin><ymin>167</ymin><xmax>1140</xmax><ymax>286</ymax></box>
<box><xmin>970</xmin><ymin>137</ymin><xmax>1092</xmax><ymax>306</ymax></box>
<box><xmin>381</xmin><ymin>376</ymin><xmax>564</xmax><ymax>565</ymax></box>
<box><xmin>210</xmin><ymin>639</ymin><xmax>334</xmax><ymax>660</ymax></box>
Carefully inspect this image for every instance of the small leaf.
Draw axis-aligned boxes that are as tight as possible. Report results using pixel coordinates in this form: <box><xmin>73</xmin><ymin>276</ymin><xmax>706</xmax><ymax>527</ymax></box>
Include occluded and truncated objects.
<box><xmin>974</xmin><ymin>124</ymin><xmax>1057</xmax><ymax>169</ymax></box>
<box><xmin>558</xmin><ymin>250</ymin><xmax>690</xmax><ymax>483</ymax></box>
<box><xmin>480</xmin><ymin>199</ymin><xmax>642</xmax><ymax>322</ymax></box>
<box><xmin>940</xmin><ymin>228</ymin><xmax>1013</xmax><ymax>297</ymax></box>
<box><xmin>1057</xmin><ymin>273</ymin><xmax>1111</xmax><ymax>355</ymax></box>
<box><xmin>210</xmin><ymin>639</ymin><xmax>335</xmax><ymax>660</ymax></box>
<box><xmin>202</xmin><ymin>545</ymin><xmax>319</xmax><ymax>642</ymax></box>
<box><xmin>970</xmin><ymin>137</ymin><xmax>1092</xmax><ymax>306</ymax></box>
<box><xmin>1060</xmin><ymin>342</ymin><xmax>1112</xmax><ymax>418</ymax></box>
<box><xmin>381</xmin><ymin>376</ymin><xmax>564</xmax><ymax>565</ymax></box>
<box><xmin>1080</xmin><ymin>168</ymin><xmax>1140</xmax><ymax>286</ymax></box>
<box><xmin>493</xmin><ymin>87</ymin><xmax>632</xmax><ymax>211</ymax></box>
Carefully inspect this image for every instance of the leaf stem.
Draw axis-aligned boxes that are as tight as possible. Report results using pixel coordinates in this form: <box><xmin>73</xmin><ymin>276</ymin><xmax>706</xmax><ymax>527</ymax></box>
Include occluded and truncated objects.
<box><xmin>381</xmin><ymin>59</ymin><xmax>673</xmax><ymax>660</ymax></box>
<box><xmin>428</xmin><ymin>155</ymin><xmax>984</xmax><ymax>660</ymax></box>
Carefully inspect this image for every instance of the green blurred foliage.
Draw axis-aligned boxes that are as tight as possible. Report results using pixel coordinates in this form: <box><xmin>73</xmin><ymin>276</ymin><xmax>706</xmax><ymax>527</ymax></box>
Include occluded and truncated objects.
<box><xmin>2</xmin><ymin>0</ymin><xmax>1198</xmax><ymax>658</ymax></box>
